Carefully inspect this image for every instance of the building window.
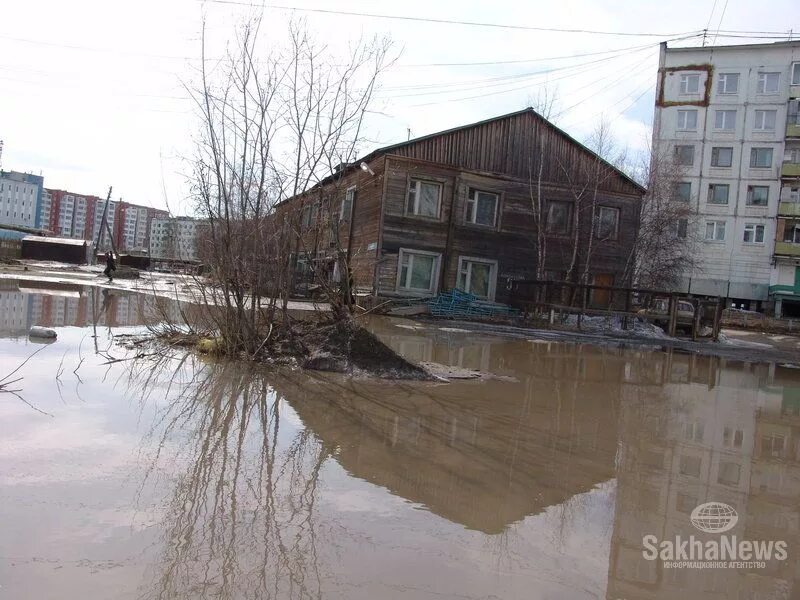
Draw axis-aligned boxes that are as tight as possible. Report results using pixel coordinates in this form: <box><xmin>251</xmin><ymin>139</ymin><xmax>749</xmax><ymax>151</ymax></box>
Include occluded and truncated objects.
<box><xmin>675</xmin><ymin>218</ymin><xmax>688</xmax><ymax>239</ymax></box>
<box><xmin>677</xmin><ymin>109</ymin><xmax>698</xmax><ymax>130</ymax></box>
<box><xmin>674</xmin><ymin>144</ymin><xmax>695</xmax><ymax>166</ymax></box>
<box><xmin>546</xmin><ymin>201</ymin><xmax>573</xmax><ymax>235</ymax></box>
<box><xmin>705</xmin><ymin>220</ymin><xmax>726</xmax><ymax>241</ymax></box>
<box><xmin>676</xmin><ymin>181</ymin><xmax>692</xmax><ymax>202</ymax></box>
<box><xmin>754</xmin><ymin>109</ymin><xmax>777</xmax><ymax>131</ymax></box>
<box><xmin>680</xmin><ymin>73</ymin><xmax>700</xmax><ymax>94</ymax></box>
<box><xmin>596</xmin><ymin>206</ymin><xmax>620</xmax><ymax>240</ymax></box>
<box><xmin>397</xmin><ymin>248</ymin><xmax>440</xmax><ymax>293</ymax></box>
<box><xmin>406</xmin><ymin>179</ymin><xmax>442</xmax><ymax>218</ymax></box>
<box><xmin>750</xmin><ymin>147</ymin><xmax>773</xmax><ymax>168</ymax></box>
<box><xmin>718</xmin><ymin>461</ymin><xmax>741</xmax><ymax>486</ymax></box>
<box><xmin>723</xmin><ymin>426</ymin><xmax>744</xmax><ymax>448</ymax></box>
<box><xmin>465</xmin><ymin>188</ymin><xmax>498</xmax><ymax>227</ymax></box>
<box><xmin>782</xmin><ymin>220</ymin><xmax>800</xmax><ymax>243</ymax></box>
<box><xmin>717</xmin><ymin>72</ymin><xmax>739</xmax><ymax>94</ymax></box>
<box><xmin>793</xmin><ymin>62</ymin><xmax>800</xmax><ymax>86</ymax></box>
<box><xmin>757</xmin><ymin>72</ymin><xmax>780</xmax><ymax>94</ymax></box>
<box><xmin>710</xmin><ymin>146</ymin><xmax>733</xmax><ymax>167</ymax></box>
<box><xmin>747</xmin><ymin>185</ymin><xmax>769</xmax><ymax>206</ymax></box>
<box><xmin>743</xmin><ymin>223</ymin><xmax>765</xmax><ymax>243</ymax></box>
<box><xmin>707</xmin><ymin>184</ymin><xmax>730</xmax><ymax>204</ymax></box>
<box><xmin>340</xmin><ymin>187</ymin><xmax>355</xmax><ymax>220</ymax></box>
<box><xmin>679</xmin><ymin>454</ymin><xmax>702</xmax><ymax>477</ymax></box>
<box><xmin>457</xmin><ymin>256</ymin><xmax>497</xmax><ymax>300</ymax></box>
<box><xmin>714</xmin><ymin>109</ymin><xmax>736</xmax><ymax>130</ymax></box>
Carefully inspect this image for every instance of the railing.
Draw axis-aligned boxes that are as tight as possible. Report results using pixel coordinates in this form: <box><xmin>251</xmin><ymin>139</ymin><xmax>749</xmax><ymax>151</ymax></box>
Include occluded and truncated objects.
<box><xmin>778</xmin><ymin>201</ymin><xmax>800</xmax><ymax>216</ymax></box>
<box><xmin>774</xmin><ymin>241</ymin><xmax>800</xmax><ymax>256</ymax></box>
<box><xmin>781</xmin><ymin>162</ymin><xmax>800</xmax><ymax>178</ymax></box>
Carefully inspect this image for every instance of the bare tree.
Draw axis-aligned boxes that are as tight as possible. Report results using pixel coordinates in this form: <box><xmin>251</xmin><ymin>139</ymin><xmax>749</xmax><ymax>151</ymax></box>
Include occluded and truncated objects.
<box><xmin>188</xmin><ymin>17</ymin><xmax>392</xmax><ymax>356</ymax></box>
<box><xmin>622</xmin><ymin>141</ymin><xmax>700</xmax><ymax>290</ymax></box>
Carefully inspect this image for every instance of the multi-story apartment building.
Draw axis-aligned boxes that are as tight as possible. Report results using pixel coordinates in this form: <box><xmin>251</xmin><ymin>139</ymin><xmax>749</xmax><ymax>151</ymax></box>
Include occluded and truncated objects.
<box><xmin>115</xmin><ymin>203</ymin><xmax>168</xmax><ymax>252</ymax></box>
<box><xmin>653</xmin><ymin>41</ymin><xmax>800</xmax><ymax>315</ymax></box>
<box><xmin>46</xmin><ymin>189</ymin><xmax>102</xmax><ymax>240</ymax></box>
<box><xmin>0</xmin><ymin>170</ymin><xmax>44</xmax><ymax>229</ymax></box>
<box><xmin>149</xmin><ymin>216</ymin><xmax>202</xmax><ymax>261</ymax></box>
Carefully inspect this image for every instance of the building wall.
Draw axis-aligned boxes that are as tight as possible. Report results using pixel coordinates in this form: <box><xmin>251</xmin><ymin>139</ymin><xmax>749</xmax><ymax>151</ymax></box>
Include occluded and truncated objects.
<box><xmin>0</xmin><ymin>171</ymin><xmax>43</xmax><ymax>229</ymax></box>
<box><xmin>149</xmin><ymin>217</ymin><xmax>201</xmax><ymax>260</ymax></box>
<box><xmin>654</xmin><ymin>41</ymin><xmax>800</xmax><ymax>304</ymax></box>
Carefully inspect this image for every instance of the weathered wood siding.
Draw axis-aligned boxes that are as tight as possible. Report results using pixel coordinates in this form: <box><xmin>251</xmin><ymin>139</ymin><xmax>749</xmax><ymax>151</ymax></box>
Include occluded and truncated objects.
<box><xmin>386</xmin><ymin>110</ymin><xmax>641</xmax><ymax>196</ymax></box>
<box><xmin>377</xmin><ymin>156</ymin><xmax>641</xmax><ymax>302</ymax></box>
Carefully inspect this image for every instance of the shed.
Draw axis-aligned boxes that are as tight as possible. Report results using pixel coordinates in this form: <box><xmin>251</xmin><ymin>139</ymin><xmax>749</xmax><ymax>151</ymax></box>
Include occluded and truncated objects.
<box><xmin>21</xmin><ymin>235</ymin><xmax>89</xmax><ymax>264</ymax></box>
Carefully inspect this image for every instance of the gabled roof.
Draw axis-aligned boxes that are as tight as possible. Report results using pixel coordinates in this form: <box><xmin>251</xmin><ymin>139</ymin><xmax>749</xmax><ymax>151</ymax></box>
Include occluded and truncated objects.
<box><xmin>310</xmin><ymin>107</ymin><xmax>645</xmax><ymax>194</ymax></box>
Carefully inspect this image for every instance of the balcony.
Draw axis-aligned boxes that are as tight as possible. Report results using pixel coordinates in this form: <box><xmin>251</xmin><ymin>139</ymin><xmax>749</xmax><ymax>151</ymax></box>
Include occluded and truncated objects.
<box><xmin>782</xmin><ymin>163</ymin><xmax>800</xmax><ymax>178</ymax></box>
<box><xmin>774</xmin><ymin>241</ymin><xmax>800</xmax><ymax>256</ymax></box>
<box><xmin>779</xmin><ymin>202</ymin><xmax>800</xmax><ymax>216</ymax></box>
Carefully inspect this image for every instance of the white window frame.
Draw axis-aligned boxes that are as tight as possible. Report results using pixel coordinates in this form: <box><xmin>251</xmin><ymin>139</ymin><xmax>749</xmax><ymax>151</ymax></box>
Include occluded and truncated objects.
<box><xmin>340</xmin><ymin>186</ymin><xmax>355</xmax><ymax>220</ymax></box>
<box><xmin>714</xmin><ymin>109</ymin><xmax>736</xmax><ymax>131</ymax></box>
<box><xmin>717</xmin><ymin>72</ymin><xmax>739</xmax><ymax>95</ymax></box>
<box><xmin>456</xmin><ymin>256</ymin><xmax>498</xmax><ymax>301</ymax></box>
<box><xmin>680</xmin><ymin>73</ymin><xmax>700</xmax><ymax>94</ymax></box>
<box><xmin>406</xmin><ymin>178</ymin><xmax>442</xmax><ymax>219</ymax></box>
<box><xmin>705</xmin><ymin>220</ymin><xmax>726</xmax><ymax>242</ymax></box>
<box><xmin>792</xmin><ymin>62</ymin><xmax>800</xmax><ymax>86</ymax></box>
<box><xmin>677</xmin><ymin>109</ymin><xmax>698</xmax><ymax>130</ymax></box>
<box><xmin>757</xmin><ymin>72</ymin><xmax>780</xmax><ymax>94</ymax></box>
<box><xmin>743</xmin><ymin>223</ymin><xmax>765</xmax><ymax>244</ymax></box>
<box><xmin>753</xmin><ymin>109</ymin><xmax>777</xmax><ymax>131</ymax></box>
<box><xmin>396</xmin><ymin>248</ymin><xmax>441</xmax><ymax>295</ymax></box>
<box><xmin>464</xmin><ymin>187</ymin><xmax>499</xmax><ymax>227</ymax></box>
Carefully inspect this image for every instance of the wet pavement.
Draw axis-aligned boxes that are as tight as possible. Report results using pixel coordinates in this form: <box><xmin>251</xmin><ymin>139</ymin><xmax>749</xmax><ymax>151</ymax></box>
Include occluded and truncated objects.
<box><xmin>1</xmin><ymin>282</ymin><xmax>800</xmax><ymax>599</ymax></box>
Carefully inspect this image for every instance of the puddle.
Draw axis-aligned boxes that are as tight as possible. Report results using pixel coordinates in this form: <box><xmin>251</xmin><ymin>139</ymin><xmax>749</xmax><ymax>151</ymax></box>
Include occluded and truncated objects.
<box><xmin>1</xmin><ymin>283</ymin><xmax>800</xmax><ymax>598</ymax></box>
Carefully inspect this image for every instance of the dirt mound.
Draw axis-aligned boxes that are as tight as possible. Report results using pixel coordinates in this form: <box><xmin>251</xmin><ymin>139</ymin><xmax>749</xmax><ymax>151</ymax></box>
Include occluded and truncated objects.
<box><xmin>300</xmin><ymin>320</ymin><xmax>437</xmax><ymax>380</ymax></box>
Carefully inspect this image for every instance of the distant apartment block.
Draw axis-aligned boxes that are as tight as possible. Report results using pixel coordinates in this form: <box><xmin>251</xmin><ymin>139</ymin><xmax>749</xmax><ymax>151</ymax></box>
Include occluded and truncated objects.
<box><xmin>115</xmin><ymin>202</ymin><xmax>168</xmax><ymax>253</ymax></box>
<box><xmin>0</xmin><ymin>170</ymin><xmax>44</xmax><ymax>229</ymax></box>
<box><xmin>149</xmin><ymin>217</ymin><xmax>203</xmax><ymax>261</ymax></box>
<box><xmin>652</xmin><ymin>40</ymin><xmax>800</xmax><ymax>316</ymax></box>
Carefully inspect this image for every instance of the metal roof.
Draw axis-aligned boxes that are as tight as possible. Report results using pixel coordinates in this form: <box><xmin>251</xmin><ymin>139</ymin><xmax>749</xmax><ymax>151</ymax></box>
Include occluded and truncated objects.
<box><xmin>22</xmin><ymin>235</ymin><xmax>88</xmax><ymax>246</ymax></box>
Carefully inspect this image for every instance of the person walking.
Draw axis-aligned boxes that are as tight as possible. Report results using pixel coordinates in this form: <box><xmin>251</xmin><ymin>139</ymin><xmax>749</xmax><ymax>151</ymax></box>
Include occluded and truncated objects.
<box><xmin>103</xmin><ymin>251</ymin><xmax>116</xmax><ymax>282</ymax></box>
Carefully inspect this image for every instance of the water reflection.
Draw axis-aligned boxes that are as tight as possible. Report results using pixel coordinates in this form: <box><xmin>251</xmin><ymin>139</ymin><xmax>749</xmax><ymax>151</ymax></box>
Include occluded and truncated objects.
<box><xmin>3</xmin><ymin>295</ymin><xmax>800</xmax><ymax>598</ymax></box>
<box><xmin>0</xmin><ymin>280</ymin><xmax>160</xmax><ymax>336</ymax></box>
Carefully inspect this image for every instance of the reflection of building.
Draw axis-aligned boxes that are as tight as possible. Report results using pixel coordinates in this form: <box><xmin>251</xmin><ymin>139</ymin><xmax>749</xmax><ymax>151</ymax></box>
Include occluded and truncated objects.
<box><xmin>282</xmin><ymin>329</ymin><xmax>626</xmax><ymax>534</ymax></box>
<box><xmin>0</xmin><ymin>282</ymin><xmax>172</xmax><ymax>335</ymax></box>
<box><xmin>607</xmin><ymin>354</ymin><xmax>800</xmax><ymax>599</ymax></box>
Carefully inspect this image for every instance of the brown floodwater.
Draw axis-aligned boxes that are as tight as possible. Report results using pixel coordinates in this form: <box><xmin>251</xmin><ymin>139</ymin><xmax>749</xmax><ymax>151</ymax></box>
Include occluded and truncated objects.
<box><xmin>1</xmin><ymin>281</ymin><xmax>799</xmax><ymax>599</ymax></box>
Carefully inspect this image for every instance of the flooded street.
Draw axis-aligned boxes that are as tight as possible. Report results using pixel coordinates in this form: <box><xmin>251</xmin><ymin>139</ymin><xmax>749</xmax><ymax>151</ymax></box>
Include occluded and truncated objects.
<box><xmin>1</xmin><ymin>281</ymin><xmax>799</xmax><ymax>599</ymax></box>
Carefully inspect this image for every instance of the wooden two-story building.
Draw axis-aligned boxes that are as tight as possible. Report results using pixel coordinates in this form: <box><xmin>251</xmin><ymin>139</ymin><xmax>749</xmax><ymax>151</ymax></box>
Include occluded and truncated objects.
<box><xmin>283</xmin><ymin>108</ymin><xmax>645</xmax><ymax>303</ymax></box>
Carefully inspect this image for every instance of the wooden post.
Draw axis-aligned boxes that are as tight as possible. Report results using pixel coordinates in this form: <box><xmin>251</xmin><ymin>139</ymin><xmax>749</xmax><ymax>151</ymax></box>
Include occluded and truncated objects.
<box><xmin>667</xmin><ymin>293</ymin><xmax>678</xmax><ymax>337</ymax></box>
<box><xmin>692</xmin><ymin>299</ymin><xmax>701</xmax><ymax>341</ymax></box>
<box><xmin>93</xmin><ymin>186</ymin><xmax>113</xmax><ymax>263</ymax></box>
<box><xmin>712</xmin><ymin>298</ymin><xmax>723</xmax><ymax>341</ymax></box>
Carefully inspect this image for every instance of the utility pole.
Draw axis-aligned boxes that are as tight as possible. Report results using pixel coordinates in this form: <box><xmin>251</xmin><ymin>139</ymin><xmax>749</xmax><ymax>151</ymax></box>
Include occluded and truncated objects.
<box><xmin>93</xmin><ymin>186</ymin><xmax>116</xmax><ymax>263</ymax></box>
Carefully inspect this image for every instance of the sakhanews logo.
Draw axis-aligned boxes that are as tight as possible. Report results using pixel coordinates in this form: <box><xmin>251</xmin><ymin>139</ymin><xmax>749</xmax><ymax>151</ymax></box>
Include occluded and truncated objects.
<box><xmin>689</xmin><ymin>501</ymin><xmax>738</xmax><ymax>533</ymax></box>
<box><xmin>642</xmin><ymin>501</ymin><xmax>788</xmax><ymax>569</ymax></box>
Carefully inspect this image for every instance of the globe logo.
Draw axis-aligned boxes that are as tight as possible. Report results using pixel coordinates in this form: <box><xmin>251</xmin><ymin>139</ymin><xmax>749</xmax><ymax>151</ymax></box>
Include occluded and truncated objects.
<box><xmin>690</xmin><ymin>502</ymin><xmax>738</xmax><ymax>533</ymax></box>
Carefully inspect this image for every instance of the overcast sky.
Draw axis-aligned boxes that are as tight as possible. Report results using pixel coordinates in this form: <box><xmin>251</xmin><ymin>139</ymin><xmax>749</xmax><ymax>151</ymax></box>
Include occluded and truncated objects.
<box><xmin>1</xmin><ymin>0</ymin><xmax>798</xmax><ymax>214</ymax></box>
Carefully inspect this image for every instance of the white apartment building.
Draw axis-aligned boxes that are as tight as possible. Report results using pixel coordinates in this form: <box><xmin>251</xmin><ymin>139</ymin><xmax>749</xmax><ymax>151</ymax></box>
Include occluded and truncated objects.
<box><xmin>39</xmin><ymin>189</ymin><xmax>51</xmax><ymax>229</ymax></box>
<box><xmin>91</xmin><ymin>199</ymin><xmax>116</xmax><ymax>246</ymax></box>
<box><xmin>0</xmin><ymin>170</ymin><xmax>43</xmax><ymax>229</ymax></box>
<box><xmin>149</xmin><ymin>216</ymin><xmax>202</xmax><ymax>261</ymax></box>
<box><xmin>56</xmin><ymin>193</ymin><xmax>91</xmax><ymax>238</ymax></box>
<box><xmin>120</xmin><ymin>205</ymin><xmax>155</xmax><ymax>252</ymax></box>
<box><xmin>653</xmin><ymin>41</ymin><xmax>800</xmax><ymax>314</ymax></box>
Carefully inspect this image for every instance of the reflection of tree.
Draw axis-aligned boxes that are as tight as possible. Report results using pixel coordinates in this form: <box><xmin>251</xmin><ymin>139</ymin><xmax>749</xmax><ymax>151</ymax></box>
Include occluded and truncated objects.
<box><xmin>129</xmin><ymin>356</ymin><xmax>330</xmax><ymax>600</ymax></box>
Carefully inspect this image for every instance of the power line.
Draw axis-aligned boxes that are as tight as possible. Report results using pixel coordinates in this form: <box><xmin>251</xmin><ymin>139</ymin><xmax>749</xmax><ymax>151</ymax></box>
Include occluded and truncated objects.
<box><xmin>199</xmin><ymin>0</ymin><xmax>704</xmax><ymax>37</ymax></box>
<box><xmin>381</xmin><ymin>42</ymin><xmax>660</xmax><ymax>96</ymax></box>
<box><xmin>397</xmin><ymin>38</ymin><xmax>683</xmax><ymax>68</ymax></box>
